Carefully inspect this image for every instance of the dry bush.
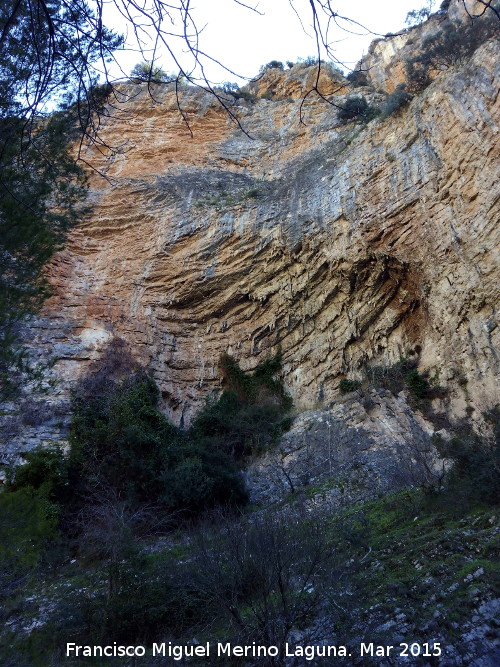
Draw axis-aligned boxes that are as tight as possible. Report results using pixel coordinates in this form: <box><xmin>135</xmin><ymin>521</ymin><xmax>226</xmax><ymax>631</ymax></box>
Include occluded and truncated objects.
<box><xmin>184</xmin><ymin>507</ymin><xmax>336</xmax><ymax>660</ymax></box>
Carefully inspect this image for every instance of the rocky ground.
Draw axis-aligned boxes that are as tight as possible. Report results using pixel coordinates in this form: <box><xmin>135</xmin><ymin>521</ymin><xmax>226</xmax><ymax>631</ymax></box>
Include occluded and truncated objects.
<box><xmin>1</xmin><ymin>488</ymin><xmax>498</xmax><ymax>666</ymax></box>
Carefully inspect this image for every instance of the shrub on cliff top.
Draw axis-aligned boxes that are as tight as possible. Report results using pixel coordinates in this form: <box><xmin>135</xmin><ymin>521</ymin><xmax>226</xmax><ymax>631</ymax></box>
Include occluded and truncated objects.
<box><xmin>405</xmin><ymin>3</ymin><xmax>433</xmax><ymax>28</ymax></box>
<box><xmin>130</xmin><ymin>61</ymin><xmax>167</xmax><ymax>83</ymax></box>
<box><xmin>260</xmin><ymin>60</ymin><xmax>284</xmax><ymax>72</ymax></box>
<box><xmin>298</xmin><ymin>56</ymin><xmax>319</xmax><ymax>67</ymax></box>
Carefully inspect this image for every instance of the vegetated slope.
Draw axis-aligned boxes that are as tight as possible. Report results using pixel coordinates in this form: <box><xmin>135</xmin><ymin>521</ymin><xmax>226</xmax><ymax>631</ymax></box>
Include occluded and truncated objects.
<box><xmin>1</xmin><ymin>483</ymin><xmax>498</xmax><ymax>665</ymax></box>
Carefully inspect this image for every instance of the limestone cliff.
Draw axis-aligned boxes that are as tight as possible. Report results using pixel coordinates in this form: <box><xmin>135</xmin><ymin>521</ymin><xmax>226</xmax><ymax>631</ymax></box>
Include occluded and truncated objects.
<box><xmin>1</xmin><ymin>8</ymin><xmax>499</xmax><ymax>458</ymax></box>
<box><xmin>357</xmin><ymin>0</ymin><xmax>499</xmax><ymax>93</ymax></box>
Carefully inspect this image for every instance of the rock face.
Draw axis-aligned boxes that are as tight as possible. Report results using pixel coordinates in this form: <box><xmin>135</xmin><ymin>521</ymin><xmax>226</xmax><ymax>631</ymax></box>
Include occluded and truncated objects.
<box><xmin>246</xmin><ymin>390</ymin><xmax>441</xmax><ymax>508</ymax></box>
<box><xmin>357</xmin><ymin>1</ymin><xmax>499</xmax><ymax>94</ymax></box>
<box><xmin>244</xmin><ymin>60</ymin><xmax>348</xmax><ymax>100</ymax></box>
<box><xmin>357</xmin><ymin>12</ymin><xmax>448</xmax><ymax>93</ymax></box>
<box><xmin>1</xmin><ymin>11</ymin><xmax>499</xmax><ymax>456</ymax></box>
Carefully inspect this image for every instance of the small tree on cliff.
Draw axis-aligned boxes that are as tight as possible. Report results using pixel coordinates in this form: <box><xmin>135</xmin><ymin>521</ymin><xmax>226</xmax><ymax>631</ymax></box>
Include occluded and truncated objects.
<box><xmin>405</xmin><ymin>1</ymin><xmax>436</xmax><ymax>26</ymax></box>
<box><xmin>130</xmin><ymin>61</ymin><xmax>167</xmax><ymax>83</ymax></box>
<box><xmin>405</xmin><ymin>12</ymin><xmax>500</xmax><ymax>93</ymax></box>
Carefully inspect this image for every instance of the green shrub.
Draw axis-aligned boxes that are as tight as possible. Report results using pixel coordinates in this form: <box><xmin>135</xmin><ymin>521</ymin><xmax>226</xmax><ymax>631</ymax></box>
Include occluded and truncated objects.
<box><xmin>405</xmin><ymin>368</ymin><xmax>431</xmax><ymax>399</ymax></box>
<box><xmin>130</xmin><ymin>61</ymin><xmax>167</xmax><ymax>83</ymax></box>
<box><xmin>347</xmin><ymin>70</ymin><xmax>369</xmax><ymax>87</ymax></box>
<box><xmin>191</xmin><ymin>352</ymin><xmax>293</xmax><ymax>458</ymax></box>
<box><xmin>365</xmin><ymin>358</ymin><xmax>417</xmax><ymax>394</ymax></box>
<box><xmin>1</xmin><ymin>445</ymin><xmax>72</xmax><ymax>607</ymax></box>
<box><xmin>230</xmin><ymin>88</ymin><xmax>257</xmax><ymax>103</ymax></box>
<box><xmin>241</xmin><ymin>90</ymin><xmax>257</xmax><ymax>102</ymax></box>
<box><xmin>365</xmin><ymin>357</ymin><xmax>434</xmax><ymax>400</ymax></box>
<box><xmin>381</xmin><ymin>84</ymin><xmax>412</xmax><ymax>117</ymax></box>
<box><xmin>0</xmin><ymin>488</ymin><xmax>61</xmax><ymax>603</ymax></box>
<box><xmin>405</xmin><ymin>16</ymin><xmax>499</xmax><ymax>93</ymax></box>
<box><xmin>337</xmin><ymin>96</ymin><xmax>379</xmax><ymax>122</ymax></box>
<box><xmin>260</xmin><ymin>60</ymin><xmax>284</xmax><ymax>72</ymax></box>
<box><xmin>69</xmin><ymin>342</ymin><xmax>246</xmax><ymax>516</ymax></box>
<box><xmin>220</xmin><ymin>351</ymin><xmax>291</xmax><ymax>408</ymax></box>
<box><xmin>161</xmin><ymin>442</ymin><xmax>246</xmax><ymax>511</ymax></box>
<box><xmin>5</xmin><ymin>345</ymin><xmax>290</xmax><ymax>564</ymax></box>
<box><xmin>364</xmin><ymin>360</ymin><xmax>450</xmax><ymax>413</ymax></box>
<box><xmin>70</xmin><ymin>370</ymin><xmax>178</xmax><ymax>504</ymax></box>
<box><xmin>9</xmin><ymin>444</ymin><xmax>68</xmax><ymax>502</ymax></box>
<box><xmin>339</xmin><ymin>378</ymin><xmax>361</xmax><ymax>394</ymax></box>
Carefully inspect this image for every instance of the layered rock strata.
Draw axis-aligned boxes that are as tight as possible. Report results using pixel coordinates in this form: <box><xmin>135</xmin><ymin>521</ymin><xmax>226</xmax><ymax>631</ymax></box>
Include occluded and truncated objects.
<box><xmin>1</xmin><ymin>27</ymin><xmax>499</xmax><ymax>457</ymax></box>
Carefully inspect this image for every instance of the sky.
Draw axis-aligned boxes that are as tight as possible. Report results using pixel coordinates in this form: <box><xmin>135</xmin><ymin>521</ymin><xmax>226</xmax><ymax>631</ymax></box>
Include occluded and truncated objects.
<box><xmin>98</xmin><ymin>0</ymin><xmax>435</xmax><ymax>85</ymax></box>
